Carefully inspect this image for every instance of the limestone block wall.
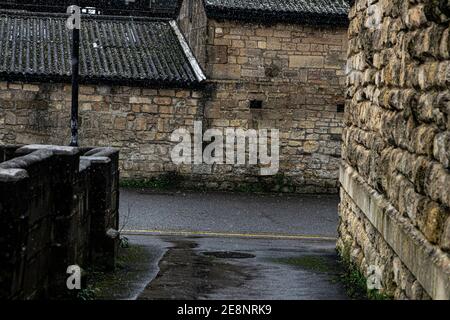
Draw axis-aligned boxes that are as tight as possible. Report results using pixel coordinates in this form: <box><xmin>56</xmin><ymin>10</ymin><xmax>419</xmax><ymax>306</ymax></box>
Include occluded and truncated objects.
<box><xmin>338</xmin><ymin>0</ymin><xmax>450</xmax><ymax>299</ymax></box>
<box><xmin>206</xmin><ymin>19</ymin><xmax>348</xmax><ymax>82</ymax></box>
<box><xmin>0</xmin><ymin>144</ymin><xmax>119</xmax><ymax>299</ymax></box>
<box><xmin>203</xmin><ymin>81</ymin><xmax>343</xmax><ymax>193</ymax></box>
<box><xmin>178</xmin><ymin>0</ymin><xmax>208</xmax><ymax>69</ymax></box>
<box><xmin>0</xmin><ymin>82</ymin><xmax>204</xmax><ymax>180</ymax></box>
<box><xmin>0</xmin><ymin>19</ymin><xmax>349</xmax><ymax>192</ymax></box>
<box><xmin>201</xmin><ymin>20</ymin><xmax>348</xmax><ymax>192</ymax></box>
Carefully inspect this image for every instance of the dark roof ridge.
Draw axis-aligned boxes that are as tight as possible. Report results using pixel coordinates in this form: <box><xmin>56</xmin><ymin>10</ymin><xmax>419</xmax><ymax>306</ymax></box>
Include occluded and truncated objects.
<box><xmin>202</xmin><ymin>0</ymin><xmax>350</xmax><ymax>26</ymax></box>
<box><xmin>0</xmin><ymin>9</ymin><xmax>173</xmax><ymax>23</ymax></box>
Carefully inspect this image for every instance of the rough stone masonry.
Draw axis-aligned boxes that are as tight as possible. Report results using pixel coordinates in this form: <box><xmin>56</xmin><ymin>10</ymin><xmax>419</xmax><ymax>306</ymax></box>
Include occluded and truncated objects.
<box><xmin>338</xmin><ymin>0</ymin><xmax>450</xmax><ymax>299</ymax></box>
<box><xmin>0</xmin><ymin>2</ymin><xmax>349</xmax><ymax>193</ymax></box>
<box><xmin>177</xmin><ymin>0</ymin><xmax>348</xmax><ymax>193</ymax></box>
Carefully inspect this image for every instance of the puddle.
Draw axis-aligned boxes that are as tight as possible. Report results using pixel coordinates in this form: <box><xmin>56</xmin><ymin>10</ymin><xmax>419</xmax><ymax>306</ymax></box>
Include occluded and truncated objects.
<box><xmin>138</xmin><ymin>240</ymin><xmax>254</xmax><ymax>300</ymax></box>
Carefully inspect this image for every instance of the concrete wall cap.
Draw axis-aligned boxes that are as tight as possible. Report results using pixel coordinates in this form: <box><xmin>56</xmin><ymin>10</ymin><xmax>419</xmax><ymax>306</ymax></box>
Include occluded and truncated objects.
<box><xmin>80</xmin><ymin>156</ymin><xmax>112</xmax><ymax>164</ymax></box>
<box><xmin>16</xmin><ymin>144</ymin><xmax>79</xmax><ymax>156</ymax></box>
<box><xmin>0</xmin><ymin>149</ymin><xmax>54</xmax><ymax>170</ymax></box>
<box><xmin>83</xmin><ymin>147</ymin><xmax>119</xmax><ymax>158</ymax></box>
<box><xmin>79</xmin><ymin>158</ymin><xmax>92</xmax><ymax>172</ymax></box>
<box><xmin>0</xmin><ymin>168</ymin><xmax>29</xmax><ymax>182</ymax></box>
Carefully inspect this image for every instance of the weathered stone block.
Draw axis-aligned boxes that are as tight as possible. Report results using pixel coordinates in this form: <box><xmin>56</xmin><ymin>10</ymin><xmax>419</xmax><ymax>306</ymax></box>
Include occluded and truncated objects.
<box><xmin>289</xmin><ymin>56</ymin><xmax>324</xmax><ymax>68</ymax></box>
<box><xmin>208</xmin><ymin>45</ymin><xmax>228</xmax><ymax>64</ymax></box>
<box><xmin>211</xmin><ymin>64</ymin><xmax>241</xmax><ymax>79</ymax></box>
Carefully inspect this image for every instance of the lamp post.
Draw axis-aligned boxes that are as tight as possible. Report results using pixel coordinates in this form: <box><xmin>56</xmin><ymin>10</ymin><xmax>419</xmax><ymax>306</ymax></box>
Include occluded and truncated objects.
<box><xmin>67</xmin><ymin>5</ymin><xmax>81</xmax><ymax>147</ymax></box>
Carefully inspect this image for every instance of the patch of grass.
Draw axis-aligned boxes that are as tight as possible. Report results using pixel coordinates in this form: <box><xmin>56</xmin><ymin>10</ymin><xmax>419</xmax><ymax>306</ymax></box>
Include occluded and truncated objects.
<box><xmin>340</xmin><ymin>264</ymin><xmax>368</xmax><ymax>299</ymax></box>
<box><xmin>337</xmin><ymin>244</ymin><xmax>393</xmax><ymax>300</ymax></box>
<box><xmin>120</xmin><ymin>172</ymin><xmax>301</xmax><ymax>195</ymax></box>
<box><xmin>235</xmin><ymin>173</ymin><xmax>296</xmax><ymax>194</ymax></box>
<box><xmin>79</xmin><ymin>245</ymin><xmax>152</xmax><ymax>300</ymax></box>
<box><xmin>235</xmin><ymin>183</ymin><xmax>267</xmax><ymax>194</ymax></box>
<box><xmin>120</xmin><ymin>172</ymin><xmax>183</xmax><ymax>190</ymax></box>
<box><xmin>368</xmin><ymin>288</ymin><xmax>392</xmax><ymax>300</ymax></box>
<box><xmin>271</xmin><ymin>255</ymin><xmax>334</xmax><ymax>273</ymax></box>
<box><xmin>76</xmin><ymin>285</ymin><xmax>99</xmax><ymax>301</ymax></box>
<box><xmin>115</xmin><ymin>245</ymin><xmax>149</xmax><ymax>270</ymax></box>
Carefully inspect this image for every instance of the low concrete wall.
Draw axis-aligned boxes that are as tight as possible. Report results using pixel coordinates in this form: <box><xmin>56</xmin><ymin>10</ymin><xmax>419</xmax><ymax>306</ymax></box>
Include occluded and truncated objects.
<box><xmin>0</xmin><ymin>144</ymin><xmax>119</xmax><ymax>300</ymax></box>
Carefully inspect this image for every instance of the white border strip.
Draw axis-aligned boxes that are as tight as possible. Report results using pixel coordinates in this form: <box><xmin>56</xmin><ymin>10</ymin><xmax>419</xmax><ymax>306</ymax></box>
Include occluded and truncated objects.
<box><xmin>170</xmin><ymin>20</ymin><xmax>206</xmax><ymax>82</ymax></box>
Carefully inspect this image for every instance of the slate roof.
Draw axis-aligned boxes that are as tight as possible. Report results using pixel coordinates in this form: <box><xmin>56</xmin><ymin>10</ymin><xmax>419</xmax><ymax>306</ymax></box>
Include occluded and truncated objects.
<box><xmin>203</xmin><ymin>0</ymin><xmax>350</xmax><ymax>25</ymax></box>
<box><xmin>0</xmin><ymin>10</ymin><xmax>205</xmax><ymax>87</ymax></box>
<box><xmin>0</xmin><ymin>1</ymin><xmax>182</xmax><ymax>18</ymax></box>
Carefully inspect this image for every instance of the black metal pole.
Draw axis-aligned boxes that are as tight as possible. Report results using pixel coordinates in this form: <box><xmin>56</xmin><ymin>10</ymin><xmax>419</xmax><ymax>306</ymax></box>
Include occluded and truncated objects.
<box><xmin>70</xmin><ymin>27</ymin><xmax>80</xmax><ymax>147</ymax></box>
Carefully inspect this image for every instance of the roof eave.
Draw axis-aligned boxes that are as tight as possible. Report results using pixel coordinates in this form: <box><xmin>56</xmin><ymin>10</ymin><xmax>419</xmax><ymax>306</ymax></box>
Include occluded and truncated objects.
<box><xmin>205</xmin><ymin>8</ymin><xmax>349</xmax><ymax>26</ymax></box>
<box><xmin>0</xmin><ymin>73</ymin><xmax>205</xmax><ymax>90</ymax></box>
<box><xmin>169</xmin><ymin>20</ymin><xmax>207</xmax><ymax>83</ymax></box>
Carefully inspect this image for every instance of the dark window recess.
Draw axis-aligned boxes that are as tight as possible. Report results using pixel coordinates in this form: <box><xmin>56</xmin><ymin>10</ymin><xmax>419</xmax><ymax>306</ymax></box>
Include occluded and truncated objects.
<box><xmin>188</xmin><ymin>0</ymin><xmax>194</xmax><ymax>22</ymax></box>
<box><xmin>250</xmin><ymin>100</ymin><xmax>263</xmax><ymax>109</ymax></box>
<box><xmin>337</xmin><ymin>104</ymin><xmax>345</xmax><ymax>113</ymax></box>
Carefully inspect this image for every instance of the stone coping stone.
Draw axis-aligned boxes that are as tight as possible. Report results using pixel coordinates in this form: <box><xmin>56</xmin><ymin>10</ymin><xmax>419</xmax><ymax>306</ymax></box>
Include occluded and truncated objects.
<box><xmin>340</xmin><ymin>162</ymin><xmax>450</xmax><ymax>300</ymax></box>
<box><xmin>0</xmin><ymin>168</ymin><xmax>29</xmax><ymax>182</ymax></box>
<box><xmin>83</xmin><ymin>147</ymin><xmax>119</xmax><ymax>158</ymax></box>
<box><xmin>79</xmin><ymin>156</ymin><xmax>112</xmax><ymax>173</ymax></box>
<box><xmin>16</xmin><ymin>144</ymin><xmax>79</xmax><ymax>156</ymax></box>
<box><xmin>0</xmin><ymin>149</ymin><xmax>54</xmax><ymax>170</ymax></box>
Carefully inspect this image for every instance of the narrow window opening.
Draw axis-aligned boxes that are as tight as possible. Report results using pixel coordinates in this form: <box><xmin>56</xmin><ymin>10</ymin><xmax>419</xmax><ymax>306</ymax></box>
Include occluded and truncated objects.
<box><xmin>250</xmin><ymin>100</ymin><xmax>263</xmax><ymax>110</ymax></box>
<box><xmin>337</xmin><ymin>104</ymin><xmax>345</xmax><ymax>113</ymax></box>
<box><xmin>188</xmin><ymin>0</ymin><xmax>194</xmax><ymax>22</ymax></box>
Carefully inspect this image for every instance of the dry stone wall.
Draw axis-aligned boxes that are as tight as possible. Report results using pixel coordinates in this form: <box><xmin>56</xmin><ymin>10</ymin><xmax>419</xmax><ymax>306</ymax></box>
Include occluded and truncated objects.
<box><xmin>338</xmin><ymin>0</ymin><xmax>450</xmax><ymax>299</ymax></box>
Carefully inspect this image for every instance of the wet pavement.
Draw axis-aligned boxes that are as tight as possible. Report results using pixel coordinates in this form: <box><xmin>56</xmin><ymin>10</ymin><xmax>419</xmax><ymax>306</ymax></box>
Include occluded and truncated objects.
<box><xmin>120</xmin><ymin>189</ymin><xmax>340</xmax><ymax>237</ymax></box>
<box><xmin>116</xmin><ymin>189</ymin><xmax>349</xmax><ymax>300</ymax></box>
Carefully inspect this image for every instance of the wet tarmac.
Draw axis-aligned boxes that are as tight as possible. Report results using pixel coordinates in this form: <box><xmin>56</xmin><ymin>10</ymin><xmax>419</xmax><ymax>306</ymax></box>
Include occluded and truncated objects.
<box><xmin>111</xmin><ymin>190</ymin><xmax>350</xmax><ymax>300</ymax></box>
<box><xmin>123</xmin><ymin>235</ymin><xmax>349</xmax><ymax>300</ymax></box>
<box><xmin>120</xmin><ymin>189</ymin><xmax>340</xmax><ymax>237</ymax></box>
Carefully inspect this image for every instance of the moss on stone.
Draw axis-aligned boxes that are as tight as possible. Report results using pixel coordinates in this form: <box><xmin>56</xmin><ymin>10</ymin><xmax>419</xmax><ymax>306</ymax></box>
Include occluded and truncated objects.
<box><xmin>81</xmin><ymin>245</ymin><xmax>154</xmax><ymax>300</ymax></box>
<box><xmin>337</xmin><ymin>243</ymin><xmax>393</xmax><ymax>300</ymax></box>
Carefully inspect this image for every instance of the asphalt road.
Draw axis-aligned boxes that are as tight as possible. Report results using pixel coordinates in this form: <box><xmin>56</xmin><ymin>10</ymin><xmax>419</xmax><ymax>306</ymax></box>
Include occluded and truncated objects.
<box><xmin>134</xmin><ymin>235</ymin><xmax>348</xmax><ymax>300</ymax></box>
<box><xmin>114</xmin><ymin>189</ymin><xmax>349</xmax><ymax>300</ymax></box>
<box><xmin>120</xmin><ymin>189</ymin><xmax>340</xmax><ymax>238</ymax></box>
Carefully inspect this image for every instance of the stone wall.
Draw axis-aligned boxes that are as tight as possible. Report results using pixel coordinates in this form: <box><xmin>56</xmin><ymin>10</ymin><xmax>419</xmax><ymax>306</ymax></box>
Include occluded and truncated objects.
<box><xmin>338</xmin><ymin>0</ymin><xmax>450</xmax><ymax>299</ymax></box>
<box><xmin>0</xmin><ymin>18</ymin><xmax>348</xmax><ymax>193</ymax></box>
<box><xmin>0</xmin><ymin>144</ymin><xmax>119</xmax><ymax>299</ymax></box>
<box><xmin>206</xmin><ymin>20</ymin><xmax>348</xmax><ymax>82</ymax></box>
<box><xmin>202</xmin><ymin>20</ymin><xmax>348</xmax><ymax>192</ymax></box>
<box><xmin>0</xmin><ymin>82</ymin><xmax>203</xmax><ymax>180</ymax></box>
<box><xmin>178</xmin><ymin>0</ymin><xmax>208</xmax><ymax>69</ymax></box>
